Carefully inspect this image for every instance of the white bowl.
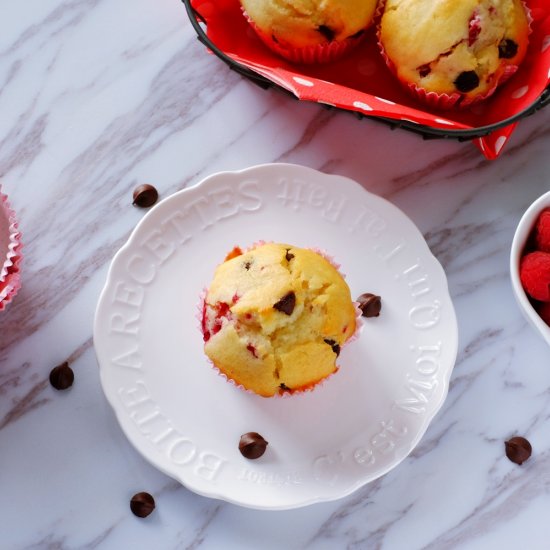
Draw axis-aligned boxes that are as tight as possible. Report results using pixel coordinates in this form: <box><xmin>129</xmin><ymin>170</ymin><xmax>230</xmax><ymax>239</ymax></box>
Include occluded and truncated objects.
<box><xmin>510</xmin><ymin>190</ymin><xmax>550</xmax><ymax>346</ymax></box>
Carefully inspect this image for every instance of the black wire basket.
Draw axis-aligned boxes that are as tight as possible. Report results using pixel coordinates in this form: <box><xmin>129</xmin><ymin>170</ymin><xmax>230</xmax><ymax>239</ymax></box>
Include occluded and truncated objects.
<box><xmin>183</xmin><ymin>0</ymin><xmax>550</xmax><ymax>143</ymax></box>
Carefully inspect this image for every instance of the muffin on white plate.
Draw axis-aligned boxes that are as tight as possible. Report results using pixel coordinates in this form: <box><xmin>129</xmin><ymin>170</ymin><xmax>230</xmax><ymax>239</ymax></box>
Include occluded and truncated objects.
<box><xmin>201</xmin><ymin>243</ymin><xmax>358</xmax><ymax>397</ymax></box>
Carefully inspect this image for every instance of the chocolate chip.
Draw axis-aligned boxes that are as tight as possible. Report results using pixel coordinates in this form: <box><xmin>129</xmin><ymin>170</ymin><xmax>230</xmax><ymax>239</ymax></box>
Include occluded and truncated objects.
<box><xmin>357</xmin><ymin>293</ymin><xmax>382</xmax><ymax>318</ymax></box>
<box><xmin>239</xmin><ymin>432</ymin><xmax>268</xmax><ymax>459</ymax></box>
<box><xmin>244</xmin><ymin>261</ymin><xmax>252</xmax><ymax>271</ymax></box>
<box><xmin>317</xmin><ymin>25</ymin><xmax>335</xmax><ymax>41</ymax></box>
<box><xmin>454</xmin><ymin>70</ymin><xmax>479</xmax><ymax>93</ymax></box>
<box><xmin>324</xmin><ymin>338</ymin><xmax>341</xmax><ymax>356</ymax></box>
<box><xmin>132</xmin><ymin>184</ymin><xmax>158</xmax><ymax>208</ymax></box>
<box><xmin>418</xmin><ymin>63</ymin><xmax>431</xmax><ymax>78</ymax></box>
<box><xmin>498</xmin><ymin>38</ymin><xmax>518</xmax><ymax>59</ymax></box>
<box><xmin>505</xmin><ymin>436</ymin><xmax>532</xmax><ymax>465</ymax></box>
<box><xmin>130</xmin><ymin>492</ymin><xmax>155</xmax><ymax>518</ymax></box>
<box><xmin>285</xmin><ymin>249</ymin><xmax>294</xmax><ymax>262</ymax></box>
<box><xmin>49</xmin><ymin>361</ymin><xmax>74</xmax><ymax>390</ymax></box>
<box><xmin>273</xmin><ymin>291</ymin><xmax>296</xmax><ymax>315</ymax></box>
<box><xmin>279</xmin><ymin>383</ymin><xmax>291</xmax><ymax>392</ymax></box>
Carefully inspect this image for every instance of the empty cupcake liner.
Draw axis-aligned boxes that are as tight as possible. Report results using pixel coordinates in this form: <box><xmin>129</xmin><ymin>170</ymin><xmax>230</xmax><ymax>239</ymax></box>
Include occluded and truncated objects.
<box><xmin>0</xmin><ymin>187</ymin><xmax>22</xmax><ymax>312</ymax></box>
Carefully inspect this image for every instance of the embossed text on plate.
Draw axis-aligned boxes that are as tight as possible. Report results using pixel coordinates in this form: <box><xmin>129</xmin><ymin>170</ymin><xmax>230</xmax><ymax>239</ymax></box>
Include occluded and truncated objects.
<box><xmin>118</xmin><ymin>380</ymin><xmax>226</xmax><ymax>482</ymax></box>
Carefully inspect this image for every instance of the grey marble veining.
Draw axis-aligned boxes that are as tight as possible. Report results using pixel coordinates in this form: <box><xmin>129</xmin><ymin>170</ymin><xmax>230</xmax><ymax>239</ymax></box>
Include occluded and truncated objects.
<box><xmin>1</xmin><ymin>1</ymin><xmax>550</xmax><ymax>549</ymax></box>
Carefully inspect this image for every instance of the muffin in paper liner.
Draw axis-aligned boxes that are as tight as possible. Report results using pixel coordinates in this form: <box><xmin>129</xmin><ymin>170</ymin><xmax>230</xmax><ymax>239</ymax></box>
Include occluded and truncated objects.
<box><xmin>377</xmin><ymin>0</ymin><xmax>533</xmax><ymax>109</ymax></box>
<box><xmin>198</xmin><ymin>243</ymin><xmax>363</xmax><ymax>398</ymax></box>
<box><xmin>0</xmin><ymin>187</ymin><xmax>22</xmax><ymax>312</ymax></box>
<box><xmin>244</xmin><ymin>15</ymin><xmax>367</xmax><ymax>65</ymax></box>
<box><xmin>240</xmin><ymin>0</ymin><xmax>383</xmax><ymax>65</ymax></box>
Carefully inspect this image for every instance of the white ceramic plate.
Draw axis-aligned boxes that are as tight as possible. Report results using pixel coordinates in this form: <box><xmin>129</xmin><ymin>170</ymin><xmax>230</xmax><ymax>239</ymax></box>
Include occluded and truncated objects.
<box><xmin>94</xmin><ymin>164</ymin><xmax>458</xmax><ymax>510</ymax></box>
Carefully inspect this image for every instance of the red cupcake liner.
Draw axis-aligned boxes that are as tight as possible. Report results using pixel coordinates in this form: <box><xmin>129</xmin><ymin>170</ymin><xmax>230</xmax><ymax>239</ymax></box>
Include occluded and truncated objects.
<box><xmin>246</xmin><ymin>19</ymin><xmax>365</xmax><ymax>64</ymax></box>
<box><xmin>241</xmin><ymin>4</ymin><xmax>382</xmax><ymax>65</ymax></box>
<box><xmin>406</xmin><ymin>81</ymin><xmax>505</xmax><ymax>110</ymax></box>
<box><xmin>0</xmin><ymin>187</ymin><xmax>22</xmax><ymax>312</ymax></box>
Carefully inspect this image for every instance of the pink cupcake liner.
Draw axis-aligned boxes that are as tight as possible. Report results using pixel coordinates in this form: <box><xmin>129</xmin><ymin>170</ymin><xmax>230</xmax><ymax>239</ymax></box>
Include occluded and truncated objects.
<box><xmin>0</xmin><ymin>187</ymin><xmax>22</xmax><ymax>312</ymax></box>
<box><xmin>377</xmin><ymin>0</ymin><xmax>532</xmax><ymax>110</ymax></box>
<box><xmin>198</xmin><ymin>243</ymin><xmax>363</xmax><ymax>397</ymax></box>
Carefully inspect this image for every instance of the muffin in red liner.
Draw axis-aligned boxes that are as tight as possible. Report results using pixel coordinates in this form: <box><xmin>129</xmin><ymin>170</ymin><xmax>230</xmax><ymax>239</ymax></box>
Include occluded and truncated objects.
<box><xmin>242</xmin><ymin>16</ymin><xmax>366</xmax><ymax>65</ymax></box>
<box><xmin>200</xmin><ymin>243</ymin><xmax>361</xmax><ymax>397</ymax></box>
<box><xmin>378</xmin><ymin>0</ymin><xmax>531</xmax><ymax>109</ymax></box>
<box><xmin>0</xmin><ymin>187</ymin><xmax>22</xmax><ymax>312</ymax></box>
<box><xmin>186</xmin><ymin>0</ymin><xmax>549</xmax><ymax>159</ymax></box>
<box><xmin>240</xmin><ymin>0</ymin><xmax>379</xmax><ymax>64</ymax></box>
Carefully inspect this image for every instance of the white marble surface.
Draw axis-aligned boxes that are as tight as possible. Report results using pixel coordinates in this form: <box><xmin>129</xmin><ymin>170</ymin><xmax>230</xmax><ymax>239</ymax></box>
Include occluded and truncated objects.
<box><xmin>1</xmin><ymin>1</ymin><xmax>550</xmax><ymax>548</ymax></box>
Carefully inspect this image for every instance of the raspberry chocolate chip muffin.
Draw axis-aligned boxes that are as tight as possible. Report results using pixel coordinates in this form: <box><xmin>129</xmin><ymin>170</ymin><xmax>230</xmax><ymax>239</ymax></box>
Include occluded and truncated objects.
<box><xmin>379</xmin><ymin>0</ymin><xmax>530</xmax><ymax>107</ymax></box>
<box><xmin>240</xmin><ymin>0</ymin><xmax>380</xmax><ymax>64</ymax></box>
<box><xmin>201</xmin><ymin>243</ymin><xmax>358</xmax><ymax>397</ymax></box>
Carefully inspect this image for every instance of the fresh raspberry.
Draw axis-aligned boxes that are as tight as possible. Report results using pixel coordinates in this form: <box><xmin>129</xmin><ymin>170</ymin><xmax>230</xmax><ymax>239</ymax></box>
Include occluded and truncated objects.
<box><xmin>520</xmin><ymin>251</ymin><xmax>550</xmax><ymax>302</ymax></box>
<box><xmin>537</xmin><ymin>301</ymin><xmax>550</xmax><ymax>327</ymax></box>
<box><xmin>534</xmin><ymin>209</ymin><xmax>550</xmax><ymax>253</ymax></box>
<box><xmin>468</xmin><ymin>13</ymin><xmax>482</xmax><ymax>46</ymax></box>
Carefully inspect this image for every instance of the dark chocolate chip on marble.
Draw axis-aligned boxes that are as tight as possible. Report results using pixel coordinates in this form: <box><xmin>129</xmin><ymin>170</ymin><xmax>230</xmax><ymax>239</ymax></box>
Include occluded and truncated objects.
<box><xmin>454</xmin><ymin>70</ymin><xmax>480</xmax><ymax>93</ymax></box>
<box><xmin>317</xmin><ymin>25</ymin><xmax>335</xmax><ymax>41</ymax></box>
<box><xmin>130</xmin><ymin>492</ymin><xmax>156</xmax><ymax>518</ymax></box>
<box><xmin>498</xmin><ymin>38</ymin><xmax>518</xmax><ymax>59</ymax></box>
<box><xmin>132</xmin><ymin>184</ymin><xmax>159</xmax><ymax>208</ymax></box>
<box><xmin>239</xmin><ymin>432</ymin><xmax>268</xmax><ymax>459</ymax></box>
<box><xmin>273</xmin><ymin>291</ymin><xmax>296</xmax><ymax>315</ymax></box>
<box><xmin>49</xmin><ymin>361</ymin><xmax>74</xmax><ymax>391</ymax></box>
<box><xmin>324</xmin><ymin>339</ymin><xmax>341</xmax><ymax>356</ymax></box>
<box><xmin>505</xmin><ymin>436</ymin><xmax>532</xmax><ymax>465</ymax></box>
<box><xmin>357</xmin><ymin>293</ymin><xmax>382</xmax><ymax>318</ymax></box>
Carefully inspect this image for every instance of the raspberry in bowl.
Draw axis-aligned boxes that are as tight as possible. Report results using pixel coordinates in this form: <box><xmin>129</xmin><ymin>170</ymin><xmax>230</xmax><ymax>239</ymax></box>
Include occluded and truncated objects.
<box><xmin>510</xmin><ymin>190</ymin><xmax>550</xmax><ymax>346</ymax></box>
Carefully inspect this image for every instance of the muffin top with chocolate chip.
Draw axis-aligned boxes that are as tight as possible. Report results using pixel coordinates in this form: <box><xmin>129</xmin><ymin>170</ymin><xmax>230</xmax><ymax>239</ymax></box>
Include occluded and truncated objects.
<box><xmin>202</xmin><ymin>243</ymin><xmax>357</xmax><ymax>397</ymax></box>
<box><xmin>380</xmin><ymin>0</ymin><xmax>529</xmax><ymax>101</ymax></box>
<box><xmin>240</xmin><ymin>0</ymin><xmax>379</xmax><ymax>50</ymax></box>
